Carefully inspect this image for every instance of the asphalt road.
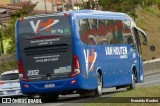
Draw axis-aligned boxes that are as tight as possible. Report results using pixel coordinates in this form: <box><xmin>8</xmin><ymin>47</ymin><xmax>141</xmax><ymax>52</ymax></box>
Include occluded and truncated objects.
<box><xmin>1</xmin><ymin>72</ymin><xmax>160</xmax><ymax>106</ymax></box>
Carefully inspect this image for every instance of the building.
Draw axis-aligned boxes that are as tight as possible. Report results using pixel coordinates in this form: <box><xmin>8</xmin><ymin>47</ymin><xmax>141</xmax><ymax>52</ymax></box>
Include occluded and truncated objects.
<box><xmin>21</xmin><ymin>0</ymin><xmax>84</xmax><ymax>13</ymax></box>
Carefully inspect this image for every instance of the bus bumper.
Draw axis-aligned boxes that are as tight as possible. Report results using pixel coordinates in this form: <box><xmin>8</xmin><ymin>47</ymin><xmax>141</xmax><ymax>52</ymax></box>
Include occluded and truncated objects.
<box><xmin>20</xmin><ymin>75</ymin><xmax>82</xmax><ymax>94</ymax></box>
<box><xmin>139</xmin><ymin>70</ymin><xmax>144</xmax><ymax>83</ymax></box>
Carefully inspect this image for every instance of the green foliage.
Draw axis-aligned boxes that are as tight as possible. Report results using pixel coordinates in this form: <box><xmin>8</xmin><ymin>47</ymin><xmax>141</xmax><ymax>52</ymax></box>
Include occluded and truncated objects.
<box><xmin>80</xmin><ymin>0</ymin><xmax>98</xmax><ymax>10</ymax></box>
<box><xmin>81</xmin><ymin>0</ymin><xmax>160</xmax><ymax>19</ymax></box>
<box><xmin>1</xmin><ymin>17</ymin><xmax>17</xmax><ymax>54</ymax></box>
<box><xmin>98</xmin><ymin>0</ymin><xmax>142</xmax><ymax>18</ymax></box>
<box><xmin>155</xmin><ymin>0</ymin><xmax>160</xmax><ymax>9</ymax></box>
<box><xmin>80</xmin><ymin>0</ymin><xmax>90</xmax><ymax>9</ymax></box>
<box><xmin>0</xmin><ymin>61</ymin><xmax>17</xmax><ymax>74</ymax></box>
<box><xmin>10</xmin><ymin>3</ymin><xmax>37</xmax><ymax>18</ymax></box>
<box><xmin>136</xmin><ymin>19</ymin><xmax>147</xmax><ymax>31</ymax></box>
<box><xmin>1</xmin><ymin>3</ymin><xmax>36</xmax><ymax>54</ymax></box>
<box><xmin>145</xmin><ymin>6</ymin><xmax>160</xmax><ymax>18</ymax></box>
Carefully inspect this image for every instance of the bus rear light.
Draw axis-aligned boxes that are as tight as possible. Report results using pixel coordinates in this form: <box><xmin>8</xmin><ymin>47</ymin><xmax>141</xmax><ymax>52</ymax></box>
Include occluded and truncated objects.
<box><xmin>70</xmin><ymin>55</ymin><xmax>81</xmax><ymax>77</ymax></box>
<box><xmin>64</xmin><ymin>13</ymin><xmax>69</xmax><ymax>17</ymax></box>
<box><xmin>18</xmin><ymin>60</ymin><xmax>29</xmax><ymax>81</ymax></box>
<box><xmin>73</xmin><ymin>55</ymin><xmax>80</xmax><ymax>69</ymax></box>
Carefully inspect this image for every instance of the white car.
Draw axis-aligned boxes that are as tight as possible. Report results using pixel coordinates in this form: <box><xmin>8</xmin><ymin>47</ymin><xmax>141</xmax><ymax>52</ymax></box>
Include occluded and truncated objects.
<box><xmin>0</xmin><ymin>70</ymin><xmax>24</xmax><ymax>97</ymax></box>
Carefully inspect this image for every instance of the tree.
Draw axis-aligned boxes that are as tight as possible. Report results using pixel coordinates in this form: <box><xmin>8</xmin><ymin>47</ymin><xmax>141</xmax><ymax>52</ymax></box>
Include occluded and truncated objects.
<box><xmin>98</xmin><ymin>0</ymin><xmax>142</xmax><ymax>18</ymax></box>
<box><xmin>81</xmin><ymin>0</ymin><xmax>160</xmax><ymax>18</ymax></box>
<box><xmin>1</xmin><ymin>3</ymin><xmax>37</xmax><ymax>54</ymax></box>
<box><xmin>81</xmin><ymin>0</ymin><xmax>99</xmax><ymax>9</ymax></box>
<box><xmin>155</xmin><ymin>0</ymin><xmax>160</xmax><ymax>9</ymax></box>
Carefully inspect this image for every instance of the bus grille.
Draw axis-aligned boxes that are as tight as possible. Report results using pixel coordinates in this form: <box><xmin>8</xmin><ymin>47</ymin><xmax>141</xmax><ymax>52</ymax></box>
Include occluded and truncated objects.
<box><xmin>24</xmin><ymin>44</ymin><xmax>68</xmax><ymax>56</ymax></box>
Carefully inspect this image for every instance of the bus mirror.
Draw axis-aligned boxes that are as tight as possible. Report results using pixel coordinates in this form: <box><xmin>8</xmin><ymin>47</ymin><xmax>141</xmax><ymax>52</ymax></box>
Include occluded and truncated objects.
<box><xmin>150</xmin><ymin>45</ymin><xmax>155</xmax><ymax>51</ymax></box>
<box><xmin>143</xmin><ymin>39</ymin><xmax>147</xmax><ymax>45</ymax></box>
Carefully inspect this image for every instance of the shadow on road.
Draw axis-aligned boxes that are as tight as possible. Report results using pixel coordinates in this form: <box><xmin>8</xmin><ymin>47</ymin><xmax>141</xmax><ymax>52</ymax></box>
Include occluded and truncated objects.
<box><xmin>43</xmin><ymin>89</ymin><xmax>127</xmax><ymax>103</ymax></box>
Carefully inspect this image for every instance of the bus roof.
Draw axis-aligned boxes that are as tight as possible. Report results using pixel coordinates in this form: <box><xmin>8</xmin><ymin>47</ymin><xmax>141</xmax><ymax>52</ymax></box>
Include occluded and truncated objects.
<box><xmin>23</xmin><ymin>10</ymin><xmax>135</xmax><ymax>25</ymax></box>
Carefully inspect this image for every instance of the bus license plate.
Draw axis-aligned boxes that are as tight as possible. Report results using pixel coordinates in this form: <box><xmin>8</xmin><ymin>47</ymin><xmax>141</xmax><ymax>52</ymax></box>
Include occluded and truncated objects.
<box><xmin>44</xmin><ymin>83</ymin><xmax>55</xmax><ymax>88</ymax></box>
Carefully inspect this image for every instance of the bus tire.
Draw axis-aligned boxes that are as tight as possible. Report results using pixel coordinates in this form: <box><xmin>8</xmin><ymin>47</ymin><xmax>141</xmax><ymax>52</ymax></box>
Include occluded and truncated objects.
<box><xmin>127</xmin><ymin>71</ymin><xmax>136</xmax><ymax>90</ymax></box>
<box><xmin>95</xmin><ymin>73</ymin><xmax>102</xmax><ymax>96</ymax></box>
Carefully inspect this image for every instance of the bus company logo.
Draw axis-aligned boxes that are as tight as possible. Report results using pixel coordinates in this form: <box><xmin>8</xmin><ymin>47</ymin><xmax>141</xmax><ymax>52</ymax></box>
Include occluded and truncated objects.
<box><xmin>105</xmin><ymin>46</ymin><xmax>128</xmax><ymax>59</ymax></box>
<box><xmin>30</xmin><ymin>18</ymin><xmax>59</xmax><ymax>34</ymax></box>
<box><xmin>84</xmin><ymin>49</ymin><xmax>97</xmax><ymax>77</ymax></box>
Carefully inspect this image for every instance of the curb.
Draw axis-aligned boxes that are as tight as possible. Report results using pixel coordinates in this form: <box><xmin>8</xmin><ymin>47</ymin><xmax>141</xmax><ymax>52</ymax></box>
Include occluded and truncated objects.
<box><xmin>143</xmin><ymin>59</ymin><xmax>160</xmax><ymax>76</ymax></box>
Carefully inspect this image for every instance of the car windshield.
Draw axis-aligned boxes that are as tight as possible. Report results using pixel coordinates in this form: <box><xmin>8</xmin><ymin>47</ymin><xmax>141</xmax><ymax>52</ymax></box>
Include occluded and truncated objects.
<box><xmin>0</xmin><ymin>73</ymin><xmax>19</xmax><ymax>80</ymax></box>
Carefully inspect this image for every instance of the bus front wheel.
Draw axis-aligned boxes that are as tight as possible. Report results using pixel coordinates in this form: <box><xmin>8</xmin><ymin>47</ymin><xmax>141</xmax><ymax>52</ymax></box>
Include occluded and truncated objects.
<box><xmin>95</xmin><ymin>73</ymin><xmax>102</xmax><ymax>96</ymax></box>
<box><xmin>127</xmin><ymin>71</ymin><xmax>136</xmax><ymax>90</ymax></box>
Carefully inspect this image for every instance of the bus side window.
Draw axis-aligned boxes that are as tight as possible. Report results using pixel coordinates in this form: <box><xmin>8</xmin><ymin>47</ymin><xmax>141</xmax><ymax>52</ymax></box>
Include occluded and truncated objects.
<box><xmin>105</xmin><ymin>20</ymin><xmax>114</xmax><ymax>44</ymax></box>
<box><xmin>79</xmin><ymin>19</ymin><xmax>89</xmax><ymax>35</ymax></box>
<box><xmin>98</xmin><ymin>19</ymin><xmax>108</xmax><ymax>44</ymax></box>
<box><xmin>88</xmin><ymin>19</ymin><xmax>98</xmax><ymax>45</ymax></box>
<box><xmin>133</xmin><ymin>28</ymin><xmax>145</xmax><ymax>56</ymax></box>
<box><xmin>114</xmin><ymin>20</ymin><xmax>124</xmax><ymax>44</ymax></box>
<box><xmin>79</xmin><ymin>19</ymin><xmax>90</xmax><ymax>44</ymax></box>
<box><xmin>89</xmin><ymin>19</ymin><xmax>97</xmax><ymax>30</ymax></box>
<box><xmin>98</xmin><ymin>19</ymin><xmax>105</xmax><ymax>30</ymax></box>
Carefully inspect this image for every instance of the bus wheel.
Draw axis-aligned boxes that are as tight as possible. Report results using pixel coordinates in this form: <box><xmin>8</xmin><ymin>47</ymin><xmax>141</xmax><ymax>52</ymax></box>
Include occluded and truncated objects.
<box><xmin>96</xmin><ymin>73</ymin><xmax>102</xmax><ymax>96</ymax></box>
<box><xmin>127</xmin><ymin>71</ymin><xmax>136</xmax><ymax>90</ymax></box>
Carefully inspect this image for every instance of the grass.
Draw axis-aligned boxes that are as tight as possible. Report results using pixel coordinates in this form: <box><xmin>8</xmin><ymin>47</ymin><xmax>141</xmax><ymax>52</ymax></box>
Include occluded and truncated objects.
<box><xmin>113</xmin><ymin>86</ymin><xmax>160</xmax><ymax>97</ymax></box>
<box><xmin>145</xmin><ymin>6</ymin><xmax>160</xmax><ymax>18</ymax></box>
<box><xmin>136</xmin><ymin>19</ymin><xmax>147</xmax><ymax>31</ymax></box>
<box><xmin>83</xmin><ymin>86</ymin><xmax>160</xmax><ymax>106</ymax></box>
<box><xmin>135</xmin><ymin>7</ymin><xmax>160</xmax><ymax>61</ymax></box>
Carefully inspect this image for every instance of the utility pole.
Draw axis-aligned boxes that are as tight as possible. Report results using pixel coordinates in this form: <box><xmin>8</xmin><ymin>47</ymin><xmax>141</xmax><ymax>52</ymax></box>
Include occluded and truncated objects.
<box><xmin>89</xmin><ymin>0</ymin><xmax>92</xmax><ymax>9</ymax></box>
<box><xmin>71</xmin><ymin>0</ymin><xmax>74</xmax><ymax>10</ymax></box>
<box><xmin>51</xmin><ymin>0</ymin><xmax>54</xmax><ymax>13</ymax></box>
<box><xmin>44</xmin><ymin>0</ymin><xmax>47</xmax><ymax>14</ymax></box>
<box><xmin>61</xmin><ymin>0</ymin><xmax>64</xmax><ymax>12</ymax></box>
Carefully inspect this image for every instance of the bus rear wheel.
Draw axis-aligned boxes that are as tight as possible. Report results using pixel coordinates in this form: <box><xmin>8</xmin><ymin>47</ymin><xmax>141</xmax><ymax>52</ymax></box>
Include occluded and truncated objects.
<box><xmin>95</xmin><ymin>73</ymin><xmax>102</xmax><ymax>96</ymax></box>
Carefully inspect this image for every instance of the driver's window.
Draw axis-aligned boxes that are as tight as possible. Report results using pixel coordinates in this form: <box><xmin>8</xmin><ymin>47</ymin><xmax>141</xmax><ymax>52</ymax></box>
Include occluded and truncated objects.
<box><xmin>137</xmin><ymin>30</ymin><xmax>146</xmax><ymax>46</ymax></box>
<box><xmin>132</xmin><ymin>28</ymin><xmax>142</xmax><ymax>54</ymax></box>
<box><xmin>123</xmin><ymin>21</ymin><xmax>136</xmax><ymax>48</ymax></box>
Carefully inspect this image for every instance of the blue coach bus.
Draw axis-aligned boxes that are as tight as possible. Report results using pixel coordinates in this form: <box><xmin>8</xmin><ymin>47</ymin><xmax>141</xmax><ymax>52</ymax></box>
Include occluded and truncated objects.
<box><xmin>16</xmin><ymin>10</ymin><xmax>147</xmax><ymax>100</ymax></box>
